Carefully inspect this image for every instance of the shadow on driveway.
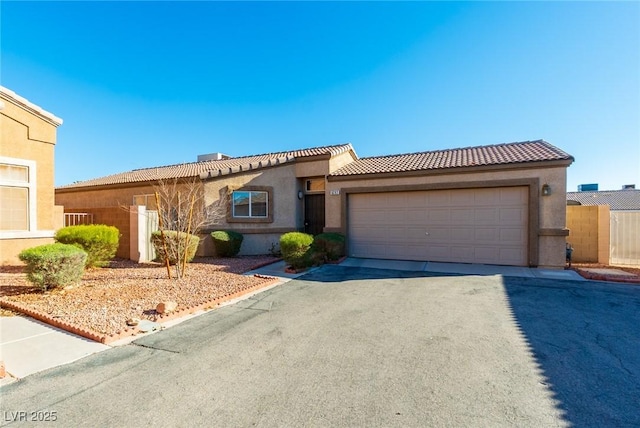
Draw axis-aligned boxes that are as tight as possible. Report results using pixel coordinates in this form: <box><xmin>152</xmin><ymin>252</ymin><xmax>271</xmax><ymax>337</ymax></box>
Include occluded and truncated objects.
<box><xmin>301</xmin><ymin>265</ymin><xmax>640</xmax><ymax>427</ymax></box>
<box><xmin>501</xmin><ymin>276</ymin><xmax>640</xmax><ymax>427</ymax></box>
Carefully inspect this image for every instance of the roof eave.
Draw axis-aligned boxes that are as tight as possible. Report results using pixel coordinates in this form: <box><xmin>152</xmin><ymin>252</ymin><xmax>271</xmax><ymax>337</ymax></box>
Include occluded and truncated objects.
<box><xmin>0</xmin><ymin>86</ymin><xmax>63</xmax><ymax>127</ymax></box>
<box><xmin>328</xmin><ymin>158</ymin><xmax>574</xmax><ymax>182</ymax></box>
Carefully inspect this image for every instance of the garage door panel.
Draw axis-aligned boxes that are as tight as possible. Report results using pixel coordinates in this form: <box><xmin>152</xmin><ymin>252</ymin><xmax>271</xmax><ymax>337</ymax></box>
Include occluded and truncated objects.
<box><xmin>500</xmin><ymin>207</ymin><xmax>525</xmax><ymax>223</ymax></box>
<box><xmin>451</xmin><ymin>208</ymin><xmax>474</xmax><ymax>222</ymax></box>
<box><xmin>474</xmin><ymin>246</ymin><xmax>501</xmax><ymax>263</ymax></box>
<box><xmin>406</xmin><ymin>209</ymin><xmax>426</xmax><ymax>222</ymax></box>
<box><xmin>474</xmin><ymin>208</ymin><xmax>499</xmax><ymax>224</ymax></box>
<box><xmin>499</xmin><ymin>228</ymin><xmax>525</xmax><ymax>243</ymax></box>
<box><xmin>500</xmin><ymin>248</ymin><xmax>525</xmax><ymax>264</ymax></box>
<box><xmin>388</xmin><ymin>226</ymin><xmax>411</xmax><ymax>240</ymax></box>
<box><xmin>424</xmin><ymin>227</ymin><xmax>449</xmax><ymax>240</ymax></box>
<box><xmin>386</xmin><ymin>210</ymin><xmax>409</xmax><ymax>225</ymax></box>
<box><xmin>474</xmin><ymin>188</ymin><xmax>500</xmax><ymax>204</ymax></box>
<box><xmin>427</xmin><ymin>209</ymin><xmax>451</xmax><ymax>223</ymax></box>
<box><xmin>350</xmin><ymin>226</ymin><xmax>377</xmax><ymax>238</ymax></box>
<box><xmin>354</xmin><ymin>210</ymin><xmax>387</xmax><ymax>224</ymax></box>
<box><xmin>451</xmin><ymin>246</ymin><xmax>475</xmax><ymax>260</ymax></box>
<box><xmin>348</xmin><ymin>187</ymin><xmax>528</xmax><ymax>266</ymax></box>
<box><xmin>406</xmin><ymin>193</ymin><xmax>428</xmax><ymax>208</ymax></box>
<box><xmin>475</xmin><ymin>228</ymin><xmax>498</xmax><ymax>242</ymax></box>
<box><xmin>450</xmin><ymin>228</ymin><xmax>474</xmax><ymax>242</ymax></box>
<box><xmin>500</xmin><ymin>187</ymin><xmax>527</xmax><ymax>203</ymax></box>
<box><xmin>426</xmin><ymin>245</ymin><xmax>451</xmax><ymax>259</ymax></box>
<box><xmin>426</xmin><ymin>192</ymin><xmax>451</xmax><ymax>205</ymax></box>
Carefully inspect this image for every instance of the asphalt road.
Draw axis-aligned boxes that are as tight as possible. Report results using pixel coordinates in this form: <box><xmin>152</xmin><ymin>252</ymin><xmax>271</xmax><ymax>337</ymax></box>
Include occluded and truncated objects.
<box><xmin>2</xmin><ymin>266</ymin><xmax>639</xmax><ymax>427</ymax></box>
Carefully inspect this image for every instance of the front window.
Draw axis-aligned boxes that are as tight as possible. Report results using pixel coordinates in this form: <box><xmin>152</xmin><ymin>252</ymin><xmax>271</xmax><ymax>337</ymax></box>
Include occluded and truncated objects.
<box><xmin>232</xmin><ymin>191</ymin><xmax>268</xmax><ymax>218</ymax></box>
<box><xmin>0</xmin><ymin>158</ymin><xmax>36</xmax><ymax>232</ymax></box>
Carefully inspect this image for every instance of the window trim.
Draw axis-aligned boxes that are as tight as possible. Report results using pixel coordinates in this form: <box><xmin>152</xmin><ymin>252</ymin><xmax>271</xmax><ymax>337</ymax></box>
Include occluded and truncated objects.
<box><xmin>0</xmin><ymin>156</ymin><xmax>37</xmax><ymax>235</ymax></box>
<box><xmin>227</xmin><ymin>186</ymin><xmax>274</xmax><ymax>224</ymax></box>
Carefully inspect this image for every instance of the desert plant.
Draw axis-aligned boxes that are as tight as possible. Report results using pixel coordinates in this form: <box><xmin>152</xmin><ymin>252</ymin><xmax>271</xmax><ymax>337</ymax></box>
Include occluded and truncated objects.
<box><xmin>211</xmin><ymin>230</ymin><xmax>244</xmax><ymax>257</ymax></box>
<box><xmin>151</xmin><ymin>230</ymin><xmax>200</xmax><ymax>266</ymax></box>
<box><xmin>148</xmin><ymin>178</ymin><xmax>227</xmax><ymax>279</ymax></box>
<box><xmin>18</xmin><ymin>243</ymin><xmax>87</xmax><ymax>291</ymax></box>
<box><xmin>280</xmin><ymin>232</ymin><xmax>314</xmax><ymax>269</ymax></box>
<box><xmin>312</xmin><ymin>233</ymin><xmax>346</xmax><ymax>261</ymax></box>
<box><xmin>55</xmin><ymin>224</ymin><xmax>119</xmax><ymax>268</ymax></box>
<box><xmin>268</xmin><ymin>241</ymin><xmax>282</xmax><ymax>258</ymax></box>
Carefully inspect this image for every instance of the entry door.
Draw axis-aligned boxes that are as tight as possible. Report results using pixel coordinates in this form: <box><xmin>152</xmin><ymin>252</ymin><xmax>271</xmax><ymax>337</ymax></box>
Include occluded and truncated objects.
<box><xmin>304</xmin><ymin>194</ymin><xmax>325</xmax><ymax>235</ymax></box>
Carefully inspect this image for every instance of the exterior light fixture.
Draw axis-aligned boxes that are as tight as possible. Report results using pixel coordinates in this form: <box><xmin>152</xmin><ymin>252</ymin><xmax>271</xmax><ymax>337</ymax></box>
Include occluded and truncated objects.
<box><xmin>541</xmin><ymin>184</ymin><xmax>551</xmax><ymax>196</ymax></box>
<box><xmin>298</xmin><ymin>190</ymin><xmax>304</xmax><ymax>200</ymax></box>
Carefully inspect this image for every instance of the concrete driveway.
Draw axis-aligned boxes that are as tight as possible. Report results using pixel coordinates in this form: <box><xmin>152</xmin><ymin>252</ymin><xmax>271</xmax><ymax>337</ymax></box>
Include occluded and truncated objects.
<box><xmin>1</xmin><ymin>265</ymin><xmax>639</xmax><ymax>427</ymax></box>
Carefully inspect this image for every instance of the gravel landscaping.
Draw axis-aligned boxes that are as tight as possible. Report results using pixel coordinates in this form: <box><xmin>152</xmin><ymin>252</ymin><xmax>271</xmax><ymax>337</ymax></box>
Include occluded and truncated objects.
<box><xmin>0</xmin><ymin>256</ymin><xmax>279</xmax><ymax>338</ymax></box>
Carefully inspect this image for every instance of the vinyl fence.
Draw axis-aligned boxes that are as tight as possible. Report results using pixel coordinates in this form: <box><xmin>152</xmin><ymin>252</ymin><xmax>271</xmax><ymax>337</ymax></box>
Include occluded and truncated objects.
<box><xmin>610</xmin><ymin>211</ymin><xmax>640</xmax><ymax>266</ymax></box>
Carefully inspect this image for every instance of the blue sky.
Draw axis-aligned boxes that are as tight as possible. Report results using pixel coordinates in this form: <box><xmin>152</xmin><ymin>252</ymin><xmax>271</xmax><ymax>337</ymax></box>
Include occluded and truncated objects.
<box><xmin>2</xmin><ymin>1</ymin><xmax>639</xmax><ymax>190</ymax></box>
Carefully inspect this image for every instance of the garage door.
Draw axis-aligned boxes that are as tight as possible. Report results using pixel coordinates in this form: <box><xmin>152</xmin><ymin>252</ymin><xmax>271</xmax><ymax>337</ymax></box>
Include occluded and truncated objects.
<box><xmin>348</xmin><ymin>187</ymin><xmax>528</xmax><ymax>266</ymax></box>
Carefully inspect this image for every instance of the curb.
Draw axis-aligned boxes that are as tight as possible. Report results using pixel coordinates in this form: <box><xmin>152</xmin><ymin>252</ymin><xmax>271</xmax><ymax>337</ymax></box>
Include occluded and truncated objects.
<box><xmin>0</xmin><ymin>274</ymin><xmax>280</xmax><ymax>345</ymax></box>
<box><xmin>575</xmin><ymin>270</ymin><xmax>640</xmax><ymax>285</ymax></box>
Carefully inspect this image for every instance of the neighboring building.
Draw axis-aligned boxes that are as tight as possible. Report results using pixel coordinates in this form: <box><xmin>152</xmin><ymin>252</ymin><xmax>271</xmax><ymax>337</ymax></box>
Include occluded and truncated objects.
<box><xmin>567</xmin><ymin>188</ymin><xmax>640</xmax><ymax>266</ymax></box>
<box><xmin>56</xmin><ymin>140</ymin><xmax>574</xmax><ymax>268</ymax></box>
<box><xmin>567</xmin><ymin>189</ymin><xmax>640</xmax><ymax>210</ymax></box>
<box><xmin>0</xmin><ymin>86</ymin><xmax>64</xmax><ymax>265</ymax></box>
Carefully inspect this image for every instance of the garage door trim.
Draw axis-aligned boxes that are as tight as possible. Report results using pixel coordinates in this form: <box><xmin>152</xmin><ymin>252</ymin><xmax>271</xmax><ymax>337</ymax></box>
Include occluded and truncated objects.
<box><xmin>340</xmin><ymin>178</ymin><xmax>540</xmax><ymax>266</ymax></box>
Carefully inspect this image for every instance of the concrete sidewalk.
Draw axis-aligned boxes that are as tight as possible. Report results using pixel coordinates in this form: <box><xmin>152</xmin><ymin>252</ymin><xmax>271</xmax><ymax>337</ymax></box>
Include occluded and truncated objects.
<box><xmin>339</xmin><ymin>257</ymin><xmax>586</xmax><ymax>281</ymax></box>
<box><xmin>0</xmin><ymin>257</ymin><xmax>589</xmax><ymax>385</ymax></box>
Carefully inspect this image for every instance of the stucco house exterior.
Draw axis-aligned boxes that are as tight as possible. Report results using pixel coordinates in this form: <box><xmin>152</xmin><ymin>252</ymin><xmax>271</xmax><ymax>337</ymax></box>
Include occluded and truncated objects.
<box><xmin>0</xmin><ymin>86</ymin><xmax>64</xmax><ymax>265</ymax></box>
<box><xmin>56</xmin><ymin>139</ymin><xmax>573</xmax><ymax>268</ymax></box>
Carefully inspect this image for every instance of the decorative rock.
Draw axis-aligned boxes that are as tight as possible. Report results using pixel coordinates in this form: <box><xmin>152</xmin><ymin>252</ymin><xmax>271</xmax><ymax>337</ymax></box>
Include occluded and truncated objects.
<box><xmin>126</xmin><ymin>318</ymin><xmax>140</xmax><ymax>327</ymax></box>
<box><xmin>156</xmin><ymin>301</ymin><xmax>178</xmax><ymax>314</ymax></box>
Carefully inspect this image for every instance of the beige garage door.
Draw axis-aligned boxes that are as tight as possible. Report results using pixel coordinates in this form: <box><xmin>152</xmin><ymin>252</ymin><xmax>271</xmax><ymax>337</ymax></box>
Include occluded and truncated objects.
<box><xmin>348</xmin><ymin>187</ymin><xmax>528</xmax><ymax>266</ymax></box>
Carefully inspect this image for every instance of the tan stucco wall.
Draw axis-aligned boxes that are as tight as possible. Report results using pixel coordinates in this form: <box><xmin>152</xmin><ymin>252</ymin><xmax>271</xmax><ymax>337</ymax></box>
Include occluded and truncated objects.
<box><xmin>202</xmin><ymin>164</ymin><xmax>302</xmax><ymax>255</ymax></box>
<box><xmin>294</xmin><ymin>150</ymin><xmax>356</xmax><ymax>177</ymax></box>
<box><xmin>327</xmin><ymin>164</ymin><xmax>570</xmax><ymax>268</ymax></box>
<box><xmin>56</xmin><ymin>184</ymin><xmax>159</xmax><ymax>209</ymax></box>
<box><xmin>0</xmin><ymin>238</ymin><xmax>58</xmax><ymax>265</ymax></box>
<box><xmin>64</xmin><ymin>207</ymin><xmax>130</xmax><ymax>258</ymax></box>
<box><xmin>566</xmin><ymin>205</ymin><xmax>610</xmax><ymax>264</ymax></box>
<box><xmin>1</xmin><ymin>89</ymin><xmax>61</xmax><ymax>264</ymax></box>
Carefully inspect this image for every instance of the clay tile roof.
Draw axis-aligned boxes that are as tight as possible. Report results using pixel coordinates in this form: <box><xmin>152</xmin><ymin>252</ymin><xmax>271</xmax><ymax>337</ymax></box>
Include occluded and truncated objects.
<box><xmin>567</xmin><ymin>189</ymin><xmax>640</xmax><ymax>210</ymax></box>
<box><xmin>58</xmin><ymin>143</ymin><xmax>355</xmax><ymax>189</ymax></box>
<box><xmin>329</xmin><ymin>140</ymin><xmax>573</xmax><ymax>177</ymax></box>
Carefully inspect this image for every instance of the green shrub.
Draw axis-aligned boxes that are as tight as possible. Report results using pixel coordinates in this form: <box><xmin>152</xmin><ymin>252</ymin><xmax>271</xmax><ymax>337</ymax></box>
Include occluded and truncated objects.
<box><xmin>18</xmin><ymin>243</ymin><xmax>87</xmax><ymax>291</ymax></box>
<box><xmin>211</xmin><ymin>230</ymin><xmax>244</xmax><ymax>257</ymax></box>
<box><xmin>55</xmin><ymin>224</ymin><xmax>119</xmax><ymax>268</ymax></box>
<box><xmin>313</xmin><ymin>233</ymin><xmax>346</xmax><ymax>261</ymax></box>
<box><xmin>280</xmin><ymin>232</ymin><xmax>314</xmax><ymax>269</ymax></box>
<box><xmin>151</xmin><ymin>230</ymin><xmax>200</xmax><ymax>265</ymax></box>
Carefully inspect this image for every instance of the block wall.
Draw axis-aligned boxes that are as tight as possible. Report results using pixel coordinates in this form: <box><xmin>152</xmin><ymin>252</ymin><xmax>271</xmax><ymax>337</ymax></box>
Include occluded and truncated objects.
<box><xmin>64</xmin><ymin>207</ymin><xmax>131</xmax><ymax>259</ymax></box>
<box><xmin>566</xmin><ymin>205</ymin><xmax>610</xmax><ymax>264</ymax></box>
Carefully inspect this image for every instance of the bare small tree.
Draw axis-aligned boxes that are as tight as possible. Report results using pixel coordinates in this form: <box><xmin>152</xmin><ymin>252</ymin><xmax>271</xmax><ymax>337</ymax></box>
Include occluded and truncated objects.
<box><xmin>152</xmin><ymin>178</ymin><xmax>227</xmax><ymax>279</ymax></box>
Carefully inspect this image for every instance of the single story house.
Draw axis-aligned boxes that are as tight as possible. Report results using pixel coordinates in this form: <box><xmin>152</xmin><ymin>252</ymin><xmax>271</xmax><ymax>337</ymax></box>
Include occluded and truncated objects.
<box><xmin>567</xmin><ymin>188</ymin><xmax>640</xmax><ymax>266</ymax></box>
<box><xmin>56</xmin><ymin>139</ymin><xmax>574</xmax><ymax>268</ymax></box>
<box><xmin>1</xmin><ymin>86</ymin><xmax>64</xmax><ymax>265</ymax></box>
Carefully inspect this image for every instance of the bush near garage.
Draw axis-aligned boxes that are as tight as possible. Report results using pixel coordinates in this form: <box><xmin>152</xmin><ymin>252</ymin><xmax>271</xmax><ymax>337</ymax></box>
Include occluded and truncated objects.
<box><xmin>151</xmin><ymin>230</ymin><xmax>200</xmax><ymax>265</ymax></box>
<box><xmin>211</xmin><ymin>230</ymin><xmax>244</xmax><ymax>257</ymax></box>
<box><xmin>18</xmin><ymin>243</ymin><xmax>87</xmax><ymax>291</ymax></box>
<box><xmin>312</xmin><ymin>233</ymin><xmax>346</xmax><ymax>261</ymax></box>
<box><xmin>55</xmin><ymin>224</ymin><xmax>119</xmax><ymax>268</ymax></box>
<box><xmin>280</xmin><ymin>232</ymin><xmax>314</xmax><ymax>269</ymax></box>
